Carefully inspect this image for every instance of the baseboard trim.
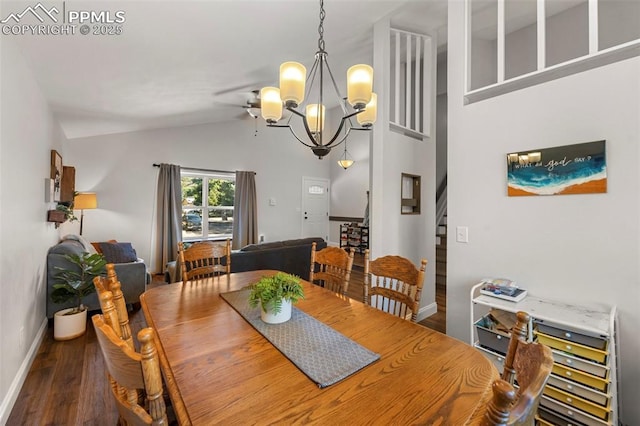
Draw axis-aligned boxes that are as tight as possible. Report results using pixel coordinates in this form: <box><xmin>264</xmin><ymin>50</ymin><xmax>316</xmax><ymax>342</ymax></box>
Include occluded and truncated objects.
<box><xmin>417</xmin><ymin>301</ymin><xmax>438</xmax><ymax>322</ymax></box>
<box><xmin>0</xmin><ymin>317</ymin><xmax>48</xmax><ymax>425</ymax></box>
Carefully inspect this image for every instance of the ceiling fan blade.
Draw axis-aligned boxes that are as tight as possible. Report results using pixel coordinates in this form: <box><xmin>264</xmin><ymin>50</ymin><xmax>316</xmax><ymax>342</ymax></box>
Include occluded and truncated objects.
<box><xmin>213</xmin><ymin>82</ymin><xmax>270</xmax><ymax>97</ymax></box>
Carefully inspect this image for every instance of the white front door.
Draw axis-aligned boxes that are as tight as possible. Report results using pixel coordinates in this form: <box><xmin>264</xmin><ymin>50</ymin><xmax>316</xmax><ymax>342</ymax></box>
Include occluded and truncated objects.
<box><xmin>301</xmin><ymin>177</ymin><xmax>329</xmax><ymax>240</ymax></box>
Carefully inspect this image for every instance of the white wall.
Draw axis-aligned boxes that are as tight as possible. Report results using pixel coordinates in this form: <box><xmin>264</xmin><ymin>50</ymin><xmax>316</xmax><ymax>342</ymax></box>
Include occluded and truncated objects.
<box><xmin>0</xmin><ymin>39</ymin><xmax>60</xmax><ymax>423</ymax></box>
<box><xmin>448</xmin><ymin>1</ymin><xmax>640</xmax><ymax>424</ymax></box>
<box><xmin>371</xmin><ymin>18</ymin><xmax>437</xmax><ymax>320</ymax></box>
<box><xmin>62</xmin><ymin>118</ymin><xmax>331</xmax><ymax>273</ymax></box>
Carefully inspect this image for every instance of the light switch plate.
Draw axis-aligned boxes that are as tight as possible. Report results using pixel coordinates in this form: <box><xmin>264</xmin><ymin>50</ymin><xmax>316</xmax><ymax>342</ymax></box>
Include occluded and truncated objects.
<box><xmin>456</xmin><ymin>226</ymin><xmax>469</xmax><ymax>243</ymax></box>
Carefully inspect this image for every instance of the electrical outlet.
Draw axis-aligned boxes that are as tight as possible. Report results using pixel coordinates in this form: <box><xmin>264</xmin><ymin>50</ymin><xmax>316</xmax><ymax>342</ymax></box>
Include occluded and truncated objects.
<box><xmin>456</xmin><ymin>226</ymin><xmax>469</xmax><ymax>243</ymax></box>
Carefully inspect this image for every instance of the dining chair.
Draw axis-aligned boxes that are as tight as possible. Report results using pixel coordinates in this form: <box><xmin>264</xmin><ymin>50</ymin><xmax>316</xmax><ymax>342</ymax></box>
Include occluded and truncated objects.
<box><xmin>94</xmin><ymin>263</ymin><xmax>134</xmax><ymax>348</ymax></box>
<box><xmin>478</xmin><ymin>311</ymin><xmax>554</xmax><ymax>426</ymax></box>
<box><xmin>178</xmin><ymin>239</ymin><xmax>231</xmax><ymax>283</ymax></box>
<box><xmin>92</xmin><ymin>313</ymin><xmax>168</xmax><ymax>425</ymax></box>
<box><xmin>363</xmin><ymin>250</ymin><xmax>427</xmax><ymax>322</ymax></box>
<box><xmin>309</xmin><ymin>242</ymin><xmax>355</xmax><ymax>295</ymax></box>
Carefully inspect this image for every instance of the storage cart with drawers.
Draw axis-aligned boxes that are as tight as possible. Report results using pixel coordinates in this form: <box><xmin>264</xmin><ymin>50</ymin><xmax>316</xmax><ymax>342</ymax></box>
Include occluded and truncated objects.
<box><xmin>470</xmin><ymin>282</ymin><xmax>619</xmax><ymax>426</ymax></box>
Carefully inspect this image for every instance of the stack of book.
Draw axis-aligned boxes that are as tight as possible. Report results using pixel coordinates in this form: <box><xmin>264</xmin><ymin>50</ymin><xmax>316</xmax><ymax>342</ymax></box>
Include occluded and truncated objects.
<box><xmin>479</xmin><ymin>278</ymin><xmax>527</xmax><ymax>302</ymax></box>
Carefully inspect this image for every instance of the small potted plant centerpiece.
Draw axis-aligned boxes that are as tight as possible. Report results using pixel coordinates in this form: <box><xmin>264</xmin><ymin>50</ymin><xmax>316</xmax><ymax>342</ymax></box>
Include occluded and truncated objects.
<box><xmin>248</xmin><ymin>272</ymin><xmax>304</xmax><ymax>324</ymax></box>
<box><xmin>51</xmin><ymin>252</ymin><xmax>106</xmax><ymax>340</ymax></box>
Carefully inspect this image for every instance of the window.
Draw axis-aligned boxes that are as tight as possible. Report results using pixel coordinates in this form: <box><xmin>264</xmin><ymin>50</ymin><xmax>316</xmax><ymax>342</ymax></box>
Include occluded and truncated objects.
<box><xmin>181</xmin><ymin>171</ymin><xmax>235</xmax><ymax>241</ymax></box>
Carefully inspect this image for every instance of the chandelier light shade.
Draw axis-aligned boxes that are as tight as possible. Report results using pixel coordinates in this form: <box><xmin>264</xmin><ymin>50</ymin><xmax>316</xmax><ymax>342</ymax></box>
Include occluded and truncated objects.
<box><xmin>347</xmin><ymin>65</ymin><xmax>374</xmax><ymax>109</ymax></box>
<box><xmin>260</xmin><ymin>87</ymin><xmax>283</xmax><ymax>123</ymax></box>
<box><xmin>280</xmin><ymin>62</ymin><xmax>306</xmax><ymax>107</ymax></box>
<box><xmin>306</xmin><ymin>104</ymin><xmax>325</xmax><ymax>133</ymax></box>
<box><xmin>356</xmin><ymin>93</ymin><xmax>377</xmax><ymax>127</ymax></box>
<box><xmin>261</xmin><ymin>0</ymin><xmax>377</xmax><ymax>159</ymax></box>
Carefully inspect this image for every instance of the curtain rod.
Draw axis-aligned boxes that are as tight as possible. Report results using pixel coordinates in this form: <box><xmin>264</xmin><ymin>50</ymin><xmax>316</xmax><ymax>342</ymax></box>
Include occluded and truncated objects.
<box><xmin>152</xmin><ymin>164</ymin><xmax>255</xmax><ymax>175</ymax></box>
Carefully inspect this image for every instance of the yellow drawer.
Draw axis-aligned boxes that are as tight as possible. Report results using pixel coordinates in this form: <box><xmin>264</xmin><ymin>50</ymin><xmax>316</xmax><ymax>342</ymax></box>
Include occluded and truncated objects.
<box><xmin>535</xmin><ymin>416</ymin><xmax>554</xmax><ymax>426</ymax></box>
<box><xmin>552</xmin><ymin>364</ymin><xmax>609</xmax><ymax>392</ymax></box>
<box><xmin>544</xmin><ymin>385</ymin><xmax>610</xmax><ymax>420</ymax></box>
<box><xmin>536</xmin><ymin>332</ymin><xmax>607</xmax><ymax>363</ymax></box>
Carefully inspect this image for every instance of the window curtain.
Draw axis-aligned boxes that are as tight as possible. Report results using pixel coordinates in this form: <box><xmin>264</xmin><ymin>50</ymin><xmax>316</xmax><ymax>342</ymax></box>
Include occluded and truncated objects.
<box><xmin>232</xmin><ymin>171</ymin><xmax>257</xmax><ymax>250</ymax></box>
<box><xmin>155</xmin><ymin>163</ymin><xmax>182</xmax><ymax>273</ymax></box>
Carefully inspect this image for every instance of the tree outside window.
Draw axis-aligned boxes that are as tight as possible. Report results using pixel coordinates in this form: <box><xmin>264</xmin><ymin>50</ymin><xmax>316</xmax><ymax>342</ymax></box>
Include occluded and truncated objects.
<box><xmin>181</xmin><ymin>172</ymin><xmax>234</xmax><ymax>240</ymax></box>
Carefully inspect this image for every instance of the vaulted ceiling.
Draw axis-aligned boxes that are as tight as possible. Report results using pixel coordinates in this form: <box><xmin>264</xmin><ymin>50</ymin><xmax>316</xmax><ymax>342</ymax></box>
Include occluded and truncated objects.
<box><xmin>5</xmin><ymin>0</ymin><xmax>447</xmax><ymax>139</ymax></box>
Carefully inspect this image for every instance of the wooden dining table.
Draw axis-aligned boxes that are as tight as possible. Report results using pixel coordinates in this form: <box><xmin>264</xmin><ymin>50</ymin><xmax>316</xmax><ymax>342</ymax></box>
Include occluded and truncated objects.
<box><xmin>141</xmin><ymin>270</ymin><xmax>498</xmax><ymax>425</ymax></box>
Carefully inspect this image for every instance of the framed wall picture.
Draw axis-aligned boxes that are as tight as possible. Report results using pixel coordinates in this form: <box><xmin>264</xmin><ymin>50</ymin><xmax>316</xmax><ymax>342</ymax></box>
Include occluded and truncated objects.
<box><xmin>50</xmin><ymin>150</ymin><xmax>63</xmax><ymax>202</ymax></box>
<box><xmin>506</xmin><ymin>140</ymin><xmax>606</xmax><ymax>196</ymax></box>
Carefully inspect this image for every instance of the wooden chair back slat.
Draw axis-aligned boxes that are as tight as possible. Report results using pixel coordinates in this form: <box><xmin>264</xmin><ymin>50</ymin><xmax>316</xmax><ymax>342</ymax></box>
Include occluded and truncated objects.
<box><xmin>178</xmin><ymin>239</ymin><xmax>231</xmax><ymax>283</ymax></box>
<box><xmin>309</xmin><ymin>243</ymin><xmax>355</xmax><ymax>295</ymax></box>
<box><xmin>479</xmin><ymin>311</ymin><xmax>554</xmax><ymax>426</ymax></box>
<box><xmin>93</xmin><ymin>314</ymin><xmax>168</xmax><ymax>425</ymax></box>
<box><xmin>95</xmin><ymin>265</ymin><xmax>134</xmax><ymax>350</ymax></box>
<box><xmin>363</xmin><ymin>251</ymin><xmax>427</xmax><ymax>322</ymax></box>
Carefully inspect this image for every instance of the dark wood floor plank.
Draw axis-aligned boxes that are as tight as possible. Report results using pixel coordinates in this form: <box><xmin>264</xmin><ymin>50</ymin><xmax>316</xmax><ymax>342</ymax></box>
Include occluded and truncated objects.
<box><xmin>76</xmin><ymin>317</ymin><xmax>118</xmax><ymax>425</ymax></box>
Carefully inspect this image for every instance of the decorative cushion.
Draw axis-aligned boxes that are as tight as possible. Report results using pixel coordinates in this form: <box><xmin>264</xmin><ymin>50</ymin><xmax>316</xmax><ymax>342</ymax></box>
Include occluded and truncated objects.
<box><xmin>91</xmin><ymin>239</ymin><xmax>117</xmax><ymax>254</ymax></box>
<box><xmin>98</xmin><ymin>242</ymin><xmax>138</xmax><ymax>263</ymax></box>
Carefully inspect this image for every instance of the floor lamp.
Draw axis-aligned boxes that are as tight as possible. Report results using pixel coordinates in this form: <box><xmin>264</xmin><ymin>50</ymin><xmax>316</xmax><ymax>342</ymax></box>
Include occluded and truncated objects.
<box><xmin>74</xmin><ymin>192</ymin><xmax>97</xmax><ymax>235</ymax></box>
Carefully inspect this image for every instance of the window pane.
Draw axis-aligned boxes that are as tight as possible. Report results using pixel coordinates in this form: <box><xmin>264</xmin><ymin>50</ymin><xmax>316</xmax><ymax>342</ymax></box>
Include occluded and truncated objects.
<box><xmin>182</xmin><ymin>208</ymin><xmax>203</xmax><ymax>239</ymax></box>
<box><xmin>546</xmin><ymin>0</ymin><xmax>589</xmax><ymax>67</ymax></box>
<box><xmin>470</xmin><ymin>0</ymin><xmax>498</xmax><ymax>91</ymax></box>
<box><xmin>598</xmin><ymin>0</ymin><xmax>640</xmax><ymax>51</ymax></box>
<box><xmin>207</xmin><ymin>207</ymin><xmax>234</xmax><ymax>238</ymax></box>
<box><xmin>505</xmin><ymin>0</ymin><xmax>538</xmax><ymax>79</ymax></box>
<box><xmin>182</xmin><ymin>177</ymin><xmax>203</xmax><ymax>207</ymax></box>
<box><xmin>206</xmin><ymin>178</ymin><xmax>235</xmax><ymax>238</ymax></box>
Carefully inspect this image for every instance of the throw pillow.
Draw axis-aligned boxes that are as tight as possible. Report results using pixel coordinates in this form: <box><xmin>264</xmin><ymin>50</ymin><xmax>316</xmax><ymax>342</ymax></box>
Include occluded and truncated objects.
<box><xmin>98</xmin><ymin>242</ymin><xmax>138</xmax><ymax>263</ymax></box>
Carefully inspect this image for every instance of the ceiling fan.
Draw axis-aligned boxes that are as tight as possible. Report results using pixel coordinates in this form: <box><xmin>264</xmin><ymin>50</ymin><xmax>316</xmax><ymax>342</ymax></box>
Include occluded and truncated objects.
<box><xmin>243</xmin><ymin>90</ymin><xmax>261</xmax><ymax>119</ymax></box>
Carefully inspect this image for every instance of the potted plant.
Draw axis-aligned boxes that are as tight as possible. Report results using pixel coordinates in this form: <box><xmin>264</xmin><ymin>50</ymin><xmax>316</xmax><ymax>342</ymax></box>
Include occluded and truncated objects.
<box><xmin>51</xmin><ymin>252</ymin><xmax>106</xmax><ymax>340</ymax></box>
<box><xmin>248</xmin><ymin>272</ymin><xmax>304</xmax><ymax>324</ymax></box>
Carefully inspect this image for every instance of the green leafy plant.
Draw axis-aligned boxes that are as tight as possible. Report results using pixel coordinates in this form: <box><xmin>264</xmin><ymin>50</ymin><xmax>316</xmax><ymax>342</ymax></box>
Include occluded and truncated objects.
<box><xmin>52</xmin><ymin>252</ymin><xmax>107</xmax><ymax>314</ymax></box>
<box><xmin>55</xmin><ymin>202</ymin><xmax>78</xmax><ymax>222</ymax></box>
<box><xmin>248</xmin><ymin>272</ymin><xmax>304</xmax><ymax>314</ymax></box>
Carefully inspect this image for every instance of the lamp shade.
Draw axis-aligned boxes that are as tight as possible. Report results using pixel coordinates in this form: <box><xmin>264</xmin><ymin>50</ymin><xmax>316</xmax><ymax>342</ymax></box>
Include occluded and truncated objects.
<box><xmin>356</xmin><ymin>92</ymin><xmax>377</xmax><ymax>127</ymax></box>
<box><xmin>279</xmin><ymin>62</ymin><xmax>306</xmax><ymax>108</ymax></box>
<box><xmin>306</xmin><ymin>104</ymin><xmax>325</xmax><ymax>133</ymax></box>
<box><xmin>260</xmin><ymin>87</ymin><xmax>283</xmax><ymax>123</ymax></box>
<box><xmin>74</xmin><ymin>192</ymin><xmax>97</xmax><ymax>210</ymax></box>
<box><xmin>347</xmin><ymin>64</ymin><xmax>373</xmax><ymax>109</ymax></box>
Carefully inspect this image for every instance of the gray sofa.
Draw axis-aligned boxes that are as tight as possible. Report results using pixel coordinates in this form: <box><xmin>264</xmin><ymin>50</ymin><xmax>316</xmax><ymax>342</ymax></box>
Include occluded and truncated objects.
<box><xmin>46</xmin><ymin>238</ymin><xmax>149</xmax><ymax>318</ymax></box>
<box><xmin>166</xmin><ymin>237</ymin><xmax>327</xmax><ymax>283</ymax></box>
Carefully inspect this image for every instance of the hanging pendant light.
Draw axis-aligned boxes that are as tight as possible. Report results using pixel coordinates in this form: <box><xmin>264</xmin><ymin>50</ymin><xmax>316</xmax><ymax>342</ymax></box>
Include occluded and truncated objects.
<box><xmin>261</xmin><ymin>0</ymin><xmax>377</xmax><ymax>159</ymax></box>
<box><xmin>337</xmin><ymin>140</ymin><xmax>355</xmax><ymax>169</ymax></box>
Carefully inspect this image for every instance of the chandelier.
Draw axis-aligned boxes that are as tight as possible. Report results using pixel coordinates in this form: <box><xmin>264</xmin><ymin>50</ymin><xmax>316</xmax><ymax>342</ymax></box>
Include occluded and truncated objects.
<box><xmin>260</xmin><ymin>0</ymin><xmax>377</xmax><ymax>160</ymax></box>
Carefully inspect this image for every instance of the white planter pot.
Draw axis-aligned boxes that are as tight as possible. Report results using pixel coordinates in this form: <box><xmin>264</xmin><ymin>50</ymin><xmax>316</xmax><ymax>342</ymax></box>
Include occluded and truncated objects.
<box><xmin>260</xmin><ymin>298</ymin><xmax>292</xmax><ymax>324</ymax></box>
<box><xmin>54</xmin><ymin>307</ymin><xmax>88</xmax><ymax>341</ymax></box>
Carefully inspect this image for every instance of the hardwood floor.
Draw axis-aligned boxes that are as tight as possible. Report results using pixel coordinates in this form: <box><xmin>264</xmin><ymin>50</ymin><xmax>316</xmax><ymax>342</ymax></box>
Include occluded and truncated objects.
<box><xmin>8</xmin><ymin>269</ymin><xmax>445</xmax><ymax>424</ymax></box>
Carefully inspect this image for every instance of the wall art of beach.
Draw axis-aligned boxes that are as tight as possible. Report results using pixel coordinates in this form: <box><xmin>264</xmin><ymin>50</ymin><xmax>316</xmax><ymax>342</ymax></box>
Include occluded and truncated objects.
<box><xmin>507</xmin><ymin>140</ymin><xmax>606</xmax><ymax>196</ymax></box>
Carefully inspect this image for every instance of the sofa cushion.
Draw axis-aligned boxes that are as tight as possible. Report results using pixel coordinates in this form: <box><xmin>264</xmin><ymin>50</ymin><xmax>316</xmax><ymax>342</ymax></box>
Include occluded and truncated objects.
<box><xmin>241</xmin><ymin>241</ymin><xmax>284</xmax><ymax>252</ymax></box>
<box><xmin>282</xmin><ymin>237</ymin><xmax>326</xmax><ymax>246</ymax></box>
<box><xmin>98</xmin><ymin>242</ymin><xmax>138</xmax><ymax>263</ymax></box>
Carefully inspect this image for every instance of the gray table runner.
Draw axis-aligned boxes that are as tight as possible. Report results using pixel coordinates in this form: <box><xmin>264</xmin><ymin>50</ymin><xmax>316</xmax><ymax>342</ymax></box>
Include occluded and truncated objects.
<box><xmin>220</xmin><ymin>289</ymin><xmax>380</xmax><ymax>388</ymax></box>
